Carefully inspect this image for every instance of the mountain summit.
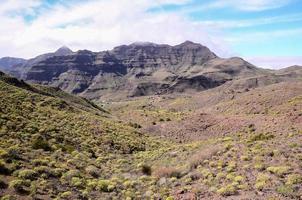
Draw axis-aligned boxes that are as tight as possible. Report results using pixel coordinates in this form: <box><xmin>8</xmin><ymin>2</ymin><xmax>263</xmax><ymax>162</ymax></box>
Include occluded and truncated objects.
<box><xmin>54</xmin><ymin>46</ymin><xmax>73</xmax><ymax>56</ymax></box>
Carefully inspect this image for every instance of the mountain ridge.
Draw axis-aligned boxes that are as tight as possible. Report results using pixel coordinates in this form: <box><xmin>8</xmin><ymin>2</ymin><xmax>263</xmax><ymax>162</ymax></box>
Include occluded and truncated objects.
<box><xmin>1</xmin><ymin>41</ymin><xmax>301</xmax><ymax>101</ymax></box>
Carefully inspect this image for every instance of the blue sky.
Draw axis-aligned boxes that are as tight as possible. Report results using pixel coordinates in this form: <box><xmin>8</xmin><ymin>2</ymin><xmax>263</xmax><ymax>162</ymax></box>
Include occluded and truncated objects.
<box><xmin>0</xmin><ymin>0</ymin><xmax>302</xmax><ymax>68</ymax></box>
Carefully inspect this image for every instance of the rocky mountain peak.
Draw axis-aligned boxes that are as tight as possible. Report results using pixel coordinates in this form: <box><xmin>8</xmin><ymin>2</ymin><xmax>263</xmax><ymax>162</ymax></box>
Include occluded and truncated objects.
<box><xmin>129</xmin><ymin>41</ymin><xmax>159</xmax><ymax>47</ymax></box>
<box><xmin>176</xmin><ymin>40</ymin><xmax>203</xmax><ymax>47</ymax></box>
<box><xmin>54</xmin><ymin>46</ymin><xmax>73</xmax><ymax>56</ymax></box>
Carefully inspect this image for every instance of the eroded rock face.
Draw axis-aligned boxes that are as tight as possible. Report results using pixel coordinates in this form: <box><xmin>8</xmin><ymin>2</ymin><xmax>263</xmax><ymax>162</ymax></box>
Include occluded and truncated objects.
<box><xmin>8</xmin><ymin>41</ymin><xmax>266</xmax><ymax>100</ymax></box>
<box><xmin>112</xmin><ymin>41</ymin><xmax>217</xmax><ymax>70</ymax></box>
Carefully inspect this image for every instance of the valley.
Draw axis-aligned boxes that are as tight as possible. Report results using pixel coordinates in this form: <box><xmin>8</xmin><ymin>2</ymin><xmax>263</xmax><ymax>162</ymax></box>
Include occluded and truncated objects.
<box><xmin>0</xmin><ymin>42</ymin><xmax>301</xmax><ymax>200</ymax></box>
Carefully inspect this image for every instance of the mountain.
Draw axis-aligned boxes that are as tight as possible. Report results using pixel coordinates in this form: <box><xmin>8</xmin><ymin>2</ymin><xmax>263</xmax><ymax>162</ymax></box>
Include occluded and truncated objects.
<box><xmin>2</xmin><ymin>42</ymin><xmax>301</xmax><ymax>101</ymax></box>
<box><xmin>0</xmin><ymin>57</ymin><xmax>27</xmax><ymax>72</ymax></box>
<box><xmin>8</xmin><ymin>41</ymin><xmax>265</xmax><ymax>100</ymax></box>
<box><xmin>1</xmin><ymin>46</ymin><xmax>73</xmax><ymax>79</ymax></box>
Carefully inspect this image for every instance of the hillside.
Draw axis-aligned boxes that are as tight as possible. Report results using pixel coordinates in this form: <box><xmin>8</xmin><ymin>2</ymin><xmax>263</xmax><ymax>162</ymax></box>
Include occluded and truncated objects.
<box><xmin>107</xmin><ymin>80</ymin><xmax>302</xmax><ymax>199</ymax></box>
<box><xmin>0</xmin><ymin>70</ymin><xmax>302</xmax><ymax>200</ymax></box>
<box><xmin>0</xmin><ymin>71</ymin><xmax>174</xmax><ymax>199</ymax></box>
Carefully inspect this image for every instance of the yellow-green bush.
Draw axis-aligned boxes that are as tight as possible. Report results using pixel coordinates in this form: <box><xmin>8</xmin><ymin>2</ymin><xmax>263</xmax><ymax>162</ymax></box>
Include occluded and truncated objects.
<box><xmin>267</xmin><ymin>166</ymin><xmax>290</xmax><ymax>176</ymax></box>
<box><xmin>16</xmin><ymin>169</ymin><xmax>37</xmax><ymax>180</ymax></box>
<box><xmin>217</xmin><ymin>184</ymin><xmax>237</xmax><ymax>196</ymax></box>
<box><xmin>9</xmin><ymin>179</ymin><xmax>31</xmax><ymax>193</ymax></box>
<box><xmin>98</xmin><ymin>179</ymin><xmax>114</xmax><ymax>192</ymax></box>
<box><xmin>286</xmin><ymin>174</ymin><xmax>302</xmax><ymax>185</ymax></box>
<box><xmin>255</xmin><ymin>173</ymin><xmax>270</xmax><ymax>190</ymax></box>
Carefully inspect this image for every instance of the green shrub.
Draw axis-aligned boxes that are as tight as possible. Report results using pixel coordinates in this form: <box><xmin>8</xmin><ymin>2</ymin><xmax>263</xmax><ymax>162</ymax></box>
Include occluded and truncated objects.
<box><xmin>61</xmin><ymin>170</ymin><xmax>81</xmax><ymax>182</ymax></box>
<box><xmin>226</xmin><ymin>161</ymin><xmax>236</xmax><ymax>172</ymax></box>
<box><xmin>98</xmin><ymin>179</ymin><xmax>114</xmax><ymax>192</ymax></box>
<box><xmin>276</xmin><ymin>184</ymin><xmax>295</xmax><ymax>197</ymax></box>
<box><xmin>9</xmin><ymin>179</ymin><xmax>31</xmax><ymax>193</ymax></box>
<box><xmin>60</xmin><ymin>191</ymin><xmax>72</xmax><ymax>198</ymax></box>
<box><xmin>32</xmin><ymin>137</ymin><xmax>52</xmax><ymax>151</ymax></box>
<box><xmin>217</xmin><ymin>184</ymin><xmax>237</xmax><ymax>196</ymax></box>
<box><xmin>254</xmin><ymin>163</ymin><xmax>265</xmax><ymax>171</ymax></box>
<box><xmin>286</xmin><ymin>174</ymin><xmax>302</xmax><ymax>185</ymax></box>
<box><xmin>17</xmin><ymin>169</ymin><xmax>38</xmax><ymax>180</ymax></box>
<box><xmin>70</xmin><ymin>177</ymin><xmax>83</xmax><ymax>188</ymax></box>
<box><xmin>255</xmin><ymin>173</ymin><xmax>270</xmax><ymax>190</ymax></box>
<box><xmin>86</xmin><ymin>179</ymin><xmax>98</xmax><ymax>191</ymax></box>
<box><xmin>267</xmin><ymin>166</ymin><xmax>290</xmax><ymax>176</ymax></box>
<box><xmin>248</xmin><ymin>133</ymin><xmax>274</xmax><ymax>143</ymax></box>
<box><xmin>32</xmin><ymin>159</ymin><xmax>49</xmax><ymax>166</ymax></box>
<box><xmin>234</xmin><ymin>176</ymin><xmax>244</xmax><ymax>183</ymax></box>
<box><xmin>52</xmin><ymin>168</ymin><xmax>64</xmax><ymax>178</ymax></box>
<box><xmin>0</xmin><ymin>149</ymin><xmax>8</xmax><ymax>158</ymax></box>
<box><xmin>6</xmin><ymin>146</ymin><xmax>21</xmax><ymax>160</ymax></box>
<box><xmin>57</xmin><ymin>143</ymin><xmax>75</xmax><ymax>153</ymax></box>
<box><xmin>0</xmin><ymin>195</ymin><xmax>17</xmax><ymax>200</ymax></box>
<box><xmin>85</xmin><ymin>165</ymin><xmax>100</xmax><ymax>178</ymax></box>
<box><xmin>34</xmin><ymin>166</ymin><xmax>52</xmax><ymax>177</ymax></box>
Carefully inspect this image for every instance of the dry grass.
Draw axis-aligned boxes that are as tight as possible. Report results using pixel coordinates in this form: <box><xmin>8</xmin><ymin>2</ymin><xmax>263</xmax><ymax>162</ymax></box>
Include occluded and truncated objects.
<box><xmin>189</xmin><ymin>145</ymin><xmax>222</xmax><ymax>169</ymax></box>
<box><xmin>153</xmin><ymin>166</ymin><xmax>182</xmax><ymax>179</ymax></box>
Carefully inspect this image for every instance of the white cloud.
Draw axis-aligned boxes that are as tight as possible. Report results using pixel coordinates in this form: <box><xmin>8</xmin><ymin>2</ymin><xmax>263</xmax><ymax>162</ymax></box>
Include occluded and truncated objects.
<box><xmin>0</xmin><ymin>0</ymin><xmax>299</xmax><ymax>71</ymax></box>
<box><xmin>224</xmin><ymin>28</ymin><xmax>302</xmax><ymax>43</ymax></box>
<box><xmin>203</xmin><ymin>0</ymin><xmax>292</xmax><ymax>11</ymax></box>
<box><xmin>198</xmin><ymin>13</ymin><xmax>302</xmax><ymax>29</ymax></box>
<box><xmin>246</xmin><ymin>56</ymin><xmax>302</xmax><ymax>69</ymax></box>
<box><xmin>0</xmin><ymin>0</ymin><xmax>229</xmax><ymax>58</ymax></box>
<box><xmin>0</xmin><ymin>0</ymin><xmax>41</xmax><ymax>15</ymax></box>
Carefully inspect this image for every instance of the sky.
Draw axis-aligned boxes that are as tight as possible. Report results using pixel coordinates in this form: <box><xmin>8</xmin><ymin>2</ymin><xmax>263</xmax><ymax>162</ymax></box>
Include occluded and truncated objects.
<box><xmin>0</xmin><ymin>0</ymin><xmax>302</xmax><ymax>69</ymax></box>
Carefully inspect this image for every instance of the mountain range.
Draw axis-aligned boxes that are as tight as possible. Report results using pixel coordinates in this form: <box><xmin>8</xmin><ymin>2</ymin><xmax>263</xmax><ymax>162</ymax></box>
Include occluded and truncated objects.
<box><xmin>0</xmin><ymin>41</ymin><xmax>301</xmax><ymax>101</ymax></box>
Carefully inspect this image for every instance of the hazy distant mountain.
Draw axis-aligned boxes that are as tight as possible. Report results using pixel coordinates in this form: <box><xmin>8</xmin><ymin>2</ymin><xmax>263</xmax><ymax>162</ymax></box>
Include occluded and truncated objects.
<box><xmin>0</xmin><ymin>57</ymin><xmax>27</xmax><ymax>72</ymax></box>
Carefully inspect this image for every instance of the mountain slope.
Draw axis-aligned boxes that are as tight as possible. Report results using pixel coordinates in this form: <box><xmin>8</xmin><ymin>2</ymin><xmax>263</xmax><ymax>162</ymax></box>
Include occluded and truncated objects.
<box><xmin>1</xmin><ymin>73</ymin><xmax>301</xmax><ymax>199</ymax></box>
<box><xmin>107</xmin><ymin>80</ymin><xmax>302</xmax><ymax>199</ymax></box>
<box><xmin>0</xmin><ymin>71</ymin><xmax>165</xmax><ymax>199</ymax></box>
<box><xmin>10</xmin><ymin>41</ymin><xmax>268</xmax><ymax>100</ymax></box>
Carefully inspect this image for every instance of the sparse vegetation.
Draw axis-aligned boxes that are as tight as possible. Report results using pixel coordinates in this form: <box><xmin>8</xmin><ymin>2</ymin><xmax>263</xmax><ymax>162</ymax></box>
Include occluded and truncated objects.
<box><xmin>1</xmin><ymin>72</ymin><xmax>302</xmax><ymax>199</ymax></box>
<box><xmin>267</xmin><ymin>166</ymin><xmax>291</xmax><ymax>176</ymax></box>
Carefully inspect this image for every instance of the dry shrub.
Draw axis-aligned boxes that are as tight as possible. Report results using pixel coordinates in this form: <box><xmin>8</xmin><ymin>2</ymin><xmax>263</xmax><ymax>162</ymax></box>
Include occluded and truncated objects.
<box><xmin>189</xmin><ymin>145</ymin><xmax>222</xmax><ymax>170</ymax></box>
<box><xmin>153</xmin><ymin>166</ymin><xmax>182</xmax><ymax>178</ymax></box>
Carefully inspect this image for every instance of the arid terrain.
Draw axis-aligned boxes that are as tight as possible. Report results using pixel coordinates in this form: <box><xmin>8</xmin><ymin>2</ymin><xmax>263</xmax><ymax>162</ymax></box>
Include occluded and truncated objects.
<box><xmin>0</xmin><ymin>42</ymin><xmax>302</xmax><ymax>200</ymax></box>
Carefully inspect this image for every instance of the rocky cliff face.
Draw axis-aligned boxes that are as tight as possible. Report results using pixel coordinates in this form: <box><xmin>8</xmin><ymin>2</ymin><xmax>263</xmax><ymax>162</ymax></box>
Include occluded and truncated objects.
<box><xmin>3</xmin><ymin>41</ymin><xmax>276</xmax><ymax>100</ymax></box>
